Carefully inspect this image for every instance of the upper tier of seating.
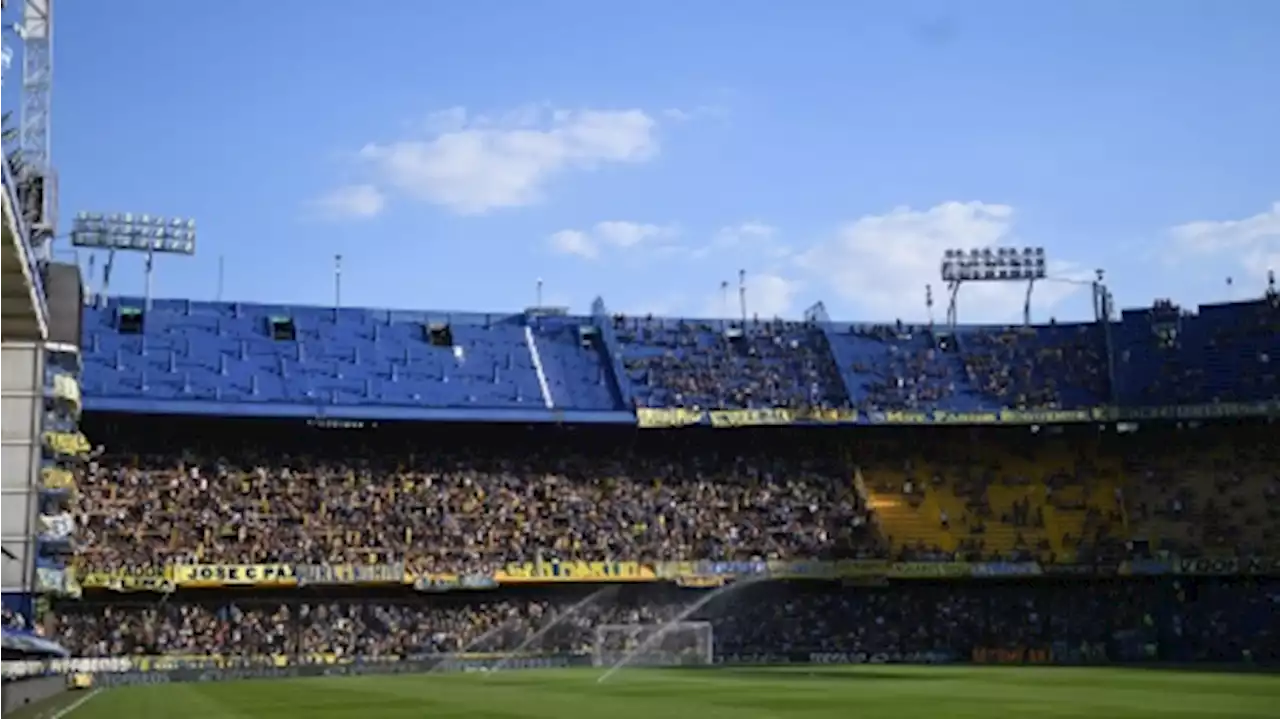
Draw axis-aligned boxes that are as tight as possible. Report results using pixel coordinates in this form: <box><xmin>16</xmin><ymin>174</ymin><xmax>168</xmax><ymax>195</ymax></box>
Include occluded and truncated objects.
<box><xmin>80</xmin><ymin>293</ymin><xmax>1280</xmax><ymax>415</ymax></box>
<box><xmin>82</xmin><ymin>299</ymin><xmax>624</xmax><ymax>413</ymax></box>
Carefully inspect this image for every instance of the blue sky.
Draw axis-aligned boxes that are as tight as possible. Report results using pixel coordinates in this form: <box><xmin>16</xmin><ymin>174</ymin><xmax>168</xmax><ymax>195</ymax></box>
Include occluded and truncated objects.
<box><xmin>4</xmin><ymin>0</ymin><xmax>1278</xmax><ymax>323</ymax></box>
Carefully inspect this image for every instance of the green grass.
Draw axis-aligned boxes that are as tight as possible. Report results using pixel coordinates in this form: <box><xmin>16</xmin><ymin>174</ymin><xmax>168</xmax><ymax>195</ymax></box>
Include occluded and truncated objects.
<box><xmin>19</xmin><ymin>666</ymin><xmax>1280</xmax><ymax>719</ymax></box>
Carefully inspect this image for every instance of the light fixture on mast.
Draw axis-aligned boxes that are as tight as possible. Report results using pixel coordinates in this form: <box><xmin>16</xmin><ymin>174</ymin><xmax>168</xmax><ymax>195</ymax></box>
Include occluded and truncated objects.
<box><xmin>69</xmin><ymin>212</ymin><xmax>197</xmax><ymax>311</ymax></box>
<box><xmin>940</xmin><ymin>247</ymin><xmax>1047</xmax><ymax>327</ymax></box>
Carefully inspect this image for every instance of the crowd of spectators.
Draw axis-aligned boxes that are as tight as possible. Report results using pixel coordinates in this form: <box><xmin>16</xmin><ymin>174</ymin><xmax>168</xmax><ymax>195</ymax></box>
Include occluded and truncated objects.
<box><xmin>959</xmin><ymin>324</ymin><xmax>1109</xmax><ymax>409</ymax></box>
<box><xmin>1118</xmin><ymin>294</ymin><xmax>1280</xmax><ymax>407</ymax></box>
<box><xmin>860</xmin><ymin>429</ymin><xmax>1129</xmax><ymax>565</ymax></box>
<box><xmin>2</xmin><ymin>607</ymin><xmax>29</xmax><ymax>632</ymax></box>
<box><xmin>848</xmin><ymin>324</ymin><xmax>959</xmax><ymax>412</ymax></box>
<box><xmin>1122</xmin><ymin>425</ymin><xmax>1279</xmax><ymax>557</ymax></box>
<box><xmin>70</xmin><ymin>416</ymin><xmax>1275</xmax><ymax>577</ymax></box>
<box><xmin>837</xmin><ymin>322</ymin><xmax>1109</xmax><ymax>414</ymax></box>
<box><xmin>72</xmin><ymin>423</ymin><xmax>880</xmax><ymax>573</ymax></box>
<box><xmin>614</xmin><ymin>316</ymin><xmax>849</xmax><ymax>410</ymax></box>
<box><xmin>604</xmin><ymin>303</ymin><xmax>1275</xmax><ymax>414</ymax></box>
<box><xmin>50</xmin><ymin>579</ymin><xmax>1280</xmax><ymax>664</ymax></box>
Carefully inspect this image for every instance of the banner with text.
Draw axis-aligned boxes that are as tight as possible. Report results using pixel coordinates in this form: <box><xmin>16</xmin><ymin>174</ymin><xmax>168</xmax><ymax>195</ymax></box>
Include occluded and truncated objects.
<box><xmin>295</xmin><ymin>564</ymin><xmax>404</xmax><ymax>586</ymax></box>
<box><xmin>888</xmin><ymin>562</ymin><xmax>973</xmax><ymax>578</ymax></box>
<box><xmin>496</xmin><ymin>560</ymin><xmax>658</xmax><ymax>583</ymax></box>
<box><xmin>1173</xmin><ymin>556</ymin><xmax>1280</xmax><ymax>576</ymax></box>
<box><xmin>637</xmin><ymin>399</ymin><xmax>1278</xmax><ymax>429</ymax></box>
<box><xmin>78</xmin><ymin>569</ymin><xmax>173</xmax><ymax>593</ymax></box>
<box><xmin>172</xmin><ymin>564</ymin><xmax>298</xmax><ymax>587</ymax></box>
<box><xmin>42</xmin><ymin>431</ymin><xmax>90</xmax><ymax>457</ymax></box>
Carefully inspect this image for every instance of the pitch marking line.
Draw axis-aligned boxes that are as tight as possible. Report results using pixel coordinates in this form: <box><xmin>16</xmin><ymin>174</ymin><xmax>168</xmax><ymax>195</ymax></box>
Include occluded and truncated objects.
<box><xmin>48</xmin><ymin>688</ymin><xmax>101</xmax><ymax>719</ymax></box>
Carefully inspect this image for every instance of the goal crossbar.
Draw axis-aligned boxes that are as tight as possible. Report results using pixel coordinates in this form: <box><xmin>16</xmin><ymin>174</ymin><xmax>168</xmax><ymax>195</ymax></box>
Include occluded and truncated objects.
<box><xmin>592</xmin><ymin>621</ymin><xmax>714</xmax><ymax>668</ymax></box>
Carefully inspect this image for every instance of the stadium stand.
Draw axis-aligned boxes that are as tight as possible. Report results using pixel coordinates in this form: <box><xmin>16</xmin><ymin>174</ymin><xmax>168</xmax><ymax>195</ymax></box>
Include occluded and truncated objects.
<box><xmin>859</xmin><ymin>428</ymin><xmax>1126</xmax><ymax>563</ymax></box>
<box><xmin>48</xmin><ymin>579</ymin><xmax>1280</xmax><ymax>665</ymax></box>
<box><xmin>71</xmin><ymin>420</ymin><xmax>881</xmax><ymax>571</ymax></box>
<box><xmin>80</xmin><ymin>299</ymin><xmax>627</xmax><ymax>415</ymax></box>
<box><xmin>21</xmin><ymin>290</ymin><xmax>1280</xmax><ymax>686</ymax></box>
<box><xmin>614</xmin><ymin>316</ymin><xmax>850</xmax><ymax>410</ymax></box>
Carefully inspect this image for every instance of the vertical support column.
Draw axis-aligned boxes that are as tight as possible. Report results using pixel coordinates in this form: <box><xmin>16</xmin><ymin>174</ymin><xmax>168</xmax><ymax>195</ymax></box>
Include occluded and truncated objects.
<box><xmin>1</xmin><ymin>341</ymin><xmax>45</xmax><ymax>593</ymax></box>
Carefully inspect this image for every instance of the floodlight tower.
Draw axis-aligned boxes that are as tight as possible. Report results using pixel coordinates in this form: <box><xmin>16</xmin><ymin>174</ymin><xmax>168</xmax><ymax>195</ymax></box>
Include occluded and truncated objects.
<box><xmin>69</xmin><ymin>212</ymin><xmax>197</xmax><ymax>310</ymax></box>
<box><xmin>17</xmin><ymin>0</ymin><xmax>56</xmax><ymax>250</ymax></box>
<box><xmin>940</xmin><ymin>247</ymin><xmax>1047</xmax><ymax>328</ymax></box>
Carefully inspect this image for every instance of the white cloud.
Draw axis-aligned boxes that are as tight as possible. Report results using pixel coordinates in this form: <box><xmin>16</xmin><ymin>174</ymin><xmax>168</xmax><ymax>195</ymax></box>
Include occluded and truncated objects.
<box><xmin>699</xmin><ymin>272</ymin><xmax>799</xmax><ymax>319</ymax></box>
<box><xmin>710</xmin><ymin>221</ymin><xmax>790</xmax><ymax>257</ymax></box>
<box><xmin>548</xmin><ymin>229</ymin><xmax>598</xmax><ymax>259</ymax></box>
<box><xmin>594</xmin><ymin>221</ymin><xmax>678</xmax><ymax>248</ymax></box>
<box><xmin>715</xmin><ymin>221</ymin><xmax>775</xmax><ymax>245</ymax></box>
<box><xmin>547</xmin><ymin>221</ymin><xmax>679</xmax><ymax>259</ymax></box>
<box><xmin>797</xmin><ymin>201</ymin><xmax>1086</xmax><ymax>322</ymax></box>
<box><xmin>747</xmin><ymin>272</ymin><xmax>799</xmax><ymax>318</ymax></box>
<box><xmin>360</xmin><ymin>106</ymin><xmax>659</xmax><ymax>215</ymax></box>
<box><xmin>1171</xmin><ymin>201</ymin><xmax>1280</xmax><ymax>283</ymax></box>
<box><xmin>309</xmin><ymin>184</ymin><xmax>387</xmax><ymax>220</ymax></box>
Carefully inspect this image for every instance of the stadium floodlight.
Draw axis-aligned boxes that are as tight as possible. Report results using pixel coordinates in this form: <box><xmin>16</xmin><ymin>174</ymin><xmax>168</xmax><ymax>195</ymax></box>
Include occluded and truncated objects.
<box><xmin>939</xmin><ymin>247</ymin><xmax>1047</xmax><ymax>327</ymax></box>
<box><xmin>70</xmin><ymin>211</ymin><xmax>197</xmax><ymax>310</ymax></box>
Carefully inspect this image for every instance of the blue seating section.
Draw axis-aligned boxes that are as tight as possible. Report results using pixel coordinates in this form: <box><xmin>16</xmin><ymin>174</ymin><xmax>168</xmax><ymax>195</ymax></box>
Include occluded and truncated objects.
<box><xmin>81</xmin><ymin>295</ymin><xmax>1280</xmax><ymax>417</ymax></box>
<box><xmin>1113</xmin><ymin>298</ymin><xmax>1280</xmax><ymax>406</ymax></box>
<box><xmin>822</xmin><ymin>322</ymin><xmax>1109</xmax><ymax>412</ymax></box>
<box><xmin>612</xmin><ymin>317</ymin><xmax>850</xmax><ymax>409</ymax></box>
<box><xmin>82</xmin><ymin>299</ymin><xmax>624</xmax><ymax>413</ymax></box>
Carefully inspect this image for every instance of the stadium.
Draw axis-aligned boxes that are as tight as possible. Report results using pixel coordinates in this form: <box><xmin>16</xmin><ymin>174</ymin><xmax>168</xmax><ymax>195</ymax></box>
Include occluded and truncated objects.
<box><xmin>3</xmin><ymin>3</ymin><xmax>1280</xmax><ymax>719</ymax></box>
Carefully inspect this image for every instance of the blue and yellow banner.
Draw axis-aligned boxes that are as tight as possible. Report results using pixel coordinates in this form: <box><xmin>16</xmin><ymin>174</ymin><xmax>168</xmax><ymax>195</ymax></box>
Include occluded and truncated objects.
<box><xmin>969</xmin><ymin>562</ymin><xmax>1043</xmax><ymax>577</ymax></box>
<box><xmin>295</xmin><ymin>563</ymin><xmax>404</xmax><ymax>586</ymax></box>
<box><xmin>674</xmin><ymin>575</ymin><xmax>727</xmax><ymax>588</ymax></box>
<box><xmin>40</xmin><ymin>467</ymin><xmax>76</xmax><ymax>491</ymax></box>
<box><xmin>708</xmin><ymin>408</ymin><xmax>798</xmax><ymax>427</ymax></box>
<box><xmin>496</xmin><ymin>560</ymin><xmax>658</xmax><ymax>583</ymax></box>
<box><xmin>71</xmin><ymin>555</ymin><xmax>1280</xmax><ymax>592</ymax></box>
<box><xmin>635</xmin><ymin>408</ymin><xmax>704</xmax><ymax>428</ymax></box>
<box><xmin>888</xmin><ymin>562</ymin><xmax>972</xmax><ymax>578</ymax></box>
<box><xmin>412</xmin><ymin>574</ymin><xmax>498</xmax><ymax>591</ymax></box>
<box><xmin>656</xmin><ymin>559</ymin><xmax>893</xmax><ymax>581</ymax></box>
<box><xmin>77</xmin><ymin>567</ymin><xmax>172</xmax><ymax>592</ymax></box>
<box><xmin>637</xmin><ymin>399</ymin><xmax>1278</xmax><ymax>429</ymax></box>
<box><xmin>172</xmin><ymin>564</ymin><xmax>297</xmax><ymax>587</ymax></box>
<box><xmin>639</xmin><ymin>407</ymin><xmax>856</xmax><ymax>429</ymax></box>
<box><xmin>1173</xmin><ymin>556</ymin><xmax>1280</xmax><ymax>576</ymax></box>
<box><xmin>43</xmin><ymin>431</ymin><xmax>90</xmax><ymax>457</ymax></box>
<box><xmin>867</xmin><ymin>408</ymin><xmax>1101</xmax><ymax>425</ymax></box>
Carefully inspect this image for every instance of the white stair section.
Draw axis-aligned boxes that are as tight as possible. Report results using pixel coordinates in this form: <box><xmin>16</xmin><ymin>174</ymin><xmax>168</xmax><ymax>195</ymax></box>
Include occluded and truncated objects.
<box><xmin>524</xmin><ymin>326</ymin><xmax>555</xmax><ymax>409</ymax></box>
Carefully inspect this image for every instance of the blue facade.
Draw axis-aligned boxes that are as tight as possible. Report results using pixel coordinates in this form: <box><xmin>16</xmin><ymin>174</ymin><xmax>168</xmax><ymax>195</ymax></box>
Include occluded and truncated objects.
<box><xmin>80</xmin><ymin>295</ymin><xmax>1280</xmax><ymax>422</ymax></box>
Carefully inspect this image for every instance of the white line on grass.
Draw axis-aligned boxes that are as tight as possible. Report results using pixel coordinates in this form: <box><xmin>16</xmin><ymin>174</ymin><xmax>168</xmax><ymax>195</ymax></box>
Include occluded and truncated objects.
<box><xmin>47</xmin><ymin>688</ymin><xmax>101</xmax><ymax>719</ymax></box>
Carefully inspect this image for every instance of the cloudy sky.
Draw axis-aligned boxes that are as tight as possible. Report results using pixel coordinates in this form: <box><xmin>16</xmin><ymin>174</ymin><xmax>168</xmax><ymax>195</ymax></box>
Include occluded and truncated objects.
<box><xmin>8</xmin><ymin>0</ymin><xmax>1277</xmax><ymax>323</ymax></box>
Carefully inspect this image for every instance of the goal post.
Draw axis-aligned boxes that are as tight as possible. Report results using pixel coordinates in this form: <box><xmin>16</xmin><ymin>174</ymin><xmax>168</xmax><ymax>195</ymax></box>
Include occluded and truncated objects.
<box><xmin>592</xmin><ymin>622</ymin><xmax>715</xmax><ymax>668</ymax></box>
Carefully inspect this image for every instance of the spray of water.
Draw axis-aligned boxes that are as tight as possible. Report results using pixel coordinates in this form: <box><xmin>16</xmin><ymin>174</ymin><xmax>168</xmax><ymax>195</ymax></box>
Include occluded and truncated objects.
<box><xmin>491</xmin><ymin>586</ymin><xmax>617</xmax><ymax>673</ymax></box>
<box><xmin>428</xmin><ymin>617</ymin><xmax>517</xmax><ymax>673</ymax></box>
<box><xmin>595</xmin><ymin>577</ymin><xmax>763</xmax><ymax>684</ymax></box>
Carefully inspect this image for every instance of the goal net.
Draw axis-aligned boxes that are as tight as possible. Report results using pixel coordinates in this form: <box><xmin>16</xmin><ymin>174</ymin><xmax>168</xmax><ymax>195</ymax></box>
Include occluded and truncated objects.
<box><xmin>592</xmin><ymin>622</ymin><xmax>714</xmax><ymax>668</ymax></box>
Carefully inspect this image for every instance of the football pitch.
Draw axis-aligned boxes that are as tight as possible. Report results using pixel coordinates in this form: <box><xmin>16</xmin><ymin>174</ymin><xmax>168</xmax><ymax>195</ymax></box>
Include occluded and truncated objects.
<box><xmin>16</xmin><ymin>666</ymin><xmax>1280</xmax><ymax>719</ymax></box>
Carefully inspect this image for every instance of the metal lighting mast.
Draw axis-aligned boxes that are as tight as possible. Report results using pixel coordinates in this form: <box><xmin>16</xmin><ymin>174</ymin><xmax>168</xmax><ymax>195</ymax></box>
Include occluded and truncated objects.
<box><xmin>18</xmin><ymin>0</ymin><xmax>55</xmax><ymax>250</ymax></box>
<box><xmin>69</xmin><ymin>212</ymin><xmax>197</xmax><ymax>310</ymax></box>
<box><xmin>940</xmin><ymin>247</ymin><xmax>1048</xmax><ymax>328</ymax></box>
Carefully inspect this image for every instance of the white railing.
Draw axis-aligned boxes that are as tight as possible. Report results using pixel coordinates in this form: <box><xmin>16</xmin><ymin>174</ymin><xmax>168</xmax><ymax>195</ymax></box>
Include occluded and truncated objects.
<box><xmin>523</xmin><ymin>325</ymin><xmax>555</xmax><ymax>409</ymax></box>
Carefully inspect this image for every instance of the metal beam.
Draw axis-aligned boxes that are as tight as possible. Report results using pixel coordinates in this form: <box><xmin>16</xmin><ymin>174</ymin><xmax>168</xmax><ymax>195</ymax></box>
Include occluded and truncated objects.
<box><xmin>20</xmin><ymin>0</ymin><xmax>54</xmax><ymax>241</ymax></box>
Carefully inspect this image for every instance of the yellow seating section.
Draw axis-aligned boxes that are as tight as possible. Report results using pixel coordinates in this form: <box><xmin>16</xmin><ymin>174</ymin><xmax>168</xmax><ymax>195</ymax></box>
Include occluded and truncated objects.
<box><xmin>862</xmin><ymin>434</ymin><xmax>1124</xmax><ymax>562</ymax></box>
